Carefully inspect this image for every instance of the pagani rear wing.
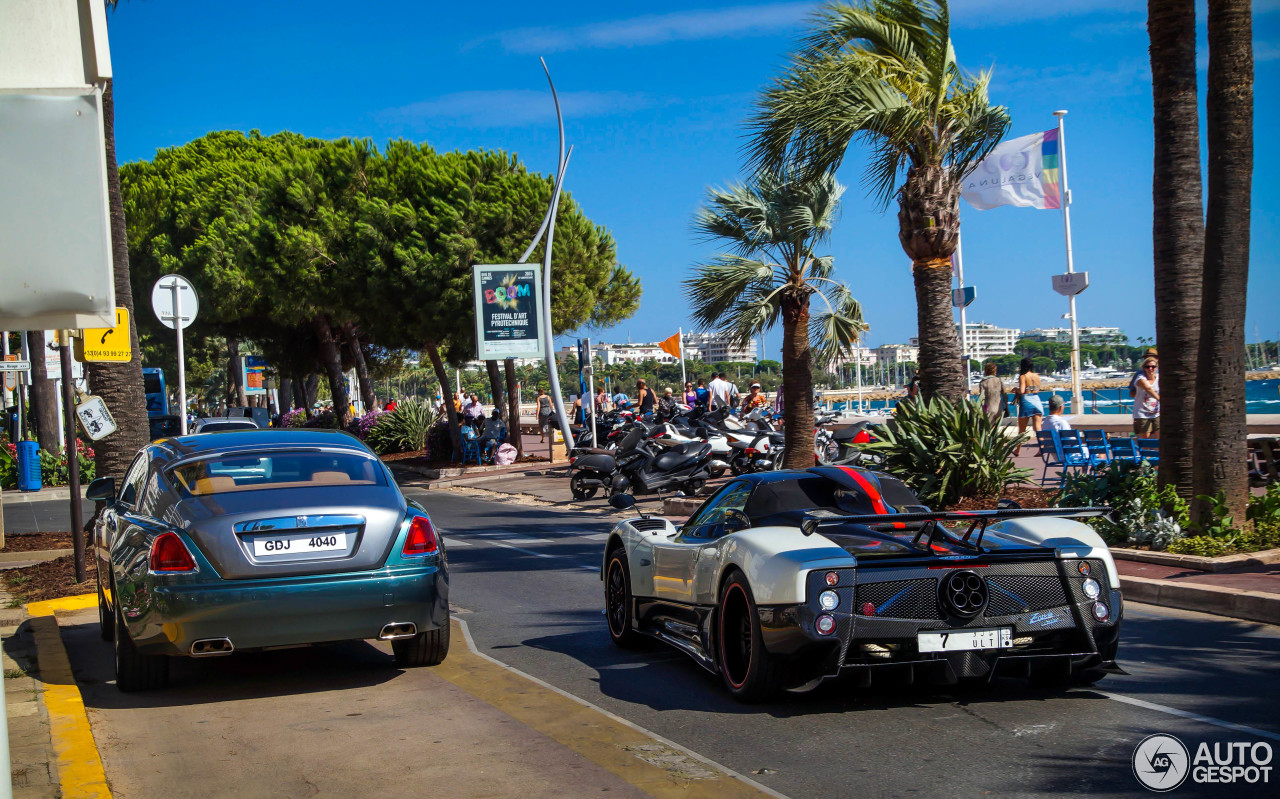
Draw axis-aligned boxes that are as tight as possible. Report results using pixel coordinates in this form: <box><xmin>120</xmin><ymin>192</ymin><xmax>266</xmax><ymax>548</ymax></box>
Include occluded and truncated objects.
<box><xmin>800</xmin><ymin>506</ymin><xmax>1114</xmax><ymax>553</ymax></box>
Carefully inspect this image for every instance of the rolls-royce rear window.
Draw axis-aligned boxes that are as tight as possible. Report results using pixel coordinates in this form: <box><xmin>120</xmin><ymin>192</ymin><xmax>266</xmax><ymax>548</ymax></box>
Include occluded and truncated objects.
<box><xmin>170</xmin><ymin>451</ymin><xmax>385</xmax><ymax>496</ymax></box>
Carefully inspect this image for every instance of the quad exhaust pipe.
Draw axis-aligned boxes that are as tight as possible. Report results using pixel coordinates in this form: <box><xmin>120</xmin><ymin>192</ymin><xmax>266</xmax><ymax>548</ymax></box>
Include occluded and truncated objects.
<box><xmin>190</xmin><ymin>638</ymin><xmax>234</xmax><ymax>657</ymax></box>
<box><xmin>378</xmin><ymin>622</ymin><xmax>417</xmax><ymax>641</ymax></box>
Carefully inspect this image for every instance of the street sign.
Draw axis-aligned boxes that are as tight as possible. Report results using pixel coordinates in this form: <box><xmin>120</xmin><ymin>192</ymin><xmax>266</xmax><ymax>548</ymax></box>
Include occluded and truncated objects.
<box><xmin>244</xmin><ymin>355</ymin><xmax>266</xmax><ymax>396</ymax></box>
<box><xmin>1052</xmin><ymin>272</ymin><xmax>1089</xmax><ymax>297</ymax></box>
<box><xmin>151</xmin><ymin>275</ymin><xmax>197</xmax><ymax>435</ymax></box>
<box><xmin>951</xmin><ymin>286</ymin><xmax>976</xmax><ymax>308</ymax></box>
<box><xmin>151</xmin><ymin>275</ymin><xmax>199</xmax><ymax>329</ymax></box>
<box><xmin>75</xmin><ymin>395</ymin><xmax>117</xmax><ymax>441</ymax></box>
<box><xmin>80</xmin><ymin>306</ymin><xmax>132</xmax><ymax>362</ymax></box>
<box><xmin>0</xmin><ymin>359</ymin><xmax>31</xmax><ymax>372</ymax></box>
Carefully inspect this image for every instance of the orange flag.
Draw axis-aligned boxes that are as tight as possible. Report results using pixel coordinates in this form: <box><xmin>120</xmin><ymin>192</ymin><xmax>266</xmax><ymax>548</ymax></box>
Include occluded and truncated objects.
<box><xmin>659</xmin><ymin>332</ymin><xmax>682</xmax><ymax>359</ymax></box>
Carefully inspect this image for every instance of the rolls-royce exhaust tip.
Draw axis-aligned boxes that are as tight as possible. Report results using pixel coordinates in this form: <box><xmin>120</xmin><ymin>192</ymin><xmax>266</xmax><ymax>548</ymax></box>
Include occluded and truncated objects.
<box><xmin>190</xmin><ymin>638</ymin><xmax>235</xmax><ymax>657</ymax></box>
<box><xmin>378</xmin><ymin>622</ymin><xmax>417</xmax><ymax>640</ymax></box>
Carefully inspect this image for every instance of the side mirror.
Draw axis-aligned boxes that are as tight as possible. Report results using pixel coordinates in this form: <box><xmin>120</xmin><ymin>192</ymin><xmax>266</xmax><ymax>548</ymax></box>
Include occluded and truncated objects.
<box><xmin>723</xmin><ymin>509</ymin><xmax>750</xmax><ymax>533</ymax></box>
<box><xmin>86</xmin><ymin>476</ymin><xmax>116</xmax><ymax>503</ymax></box>
<box><xmin>996</xmin><ymin>498</ymin><xmax>1022</xmax><ymax>510</ymax></box>
<box><xmin>608</xmin><ymin>493</ymin><xmax>636</xmax><ymax>511</ymax></box>
<box><xmin>801</xmin><ymin>517</ymin><xmax>820</xmax><ymax>537</ymax></box>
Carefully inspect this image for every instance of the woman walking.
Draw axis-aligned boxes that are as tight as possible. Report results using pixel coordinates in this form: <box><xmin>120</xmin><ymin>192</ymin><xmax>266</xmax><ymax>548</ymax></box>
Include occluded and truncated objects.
<box><xmin>1014</xmin><ymin>358</ymin><xmax>1043</xmax><ymax>456</ymax></box>
<box><xmin>978</xmin><ymin>363</ymin><xmax>1006</xmax><ymax>424</ymax></box>
<box><xmin>1133</xmin><ymin>358</ymin><xmax>1161</xmax><ymax>439</ymax></box>
<box><xmin>536</xmin><ymin>387</ymin><xmax>554</xmax><ymax>443</ymax></box>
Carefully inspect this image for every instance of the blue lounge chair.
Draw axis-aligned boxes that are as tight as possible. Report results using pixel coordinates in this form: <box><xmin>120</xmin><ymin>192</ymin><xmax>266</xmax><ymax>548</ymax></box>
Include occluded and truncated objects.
<box><xmin>459</xmin><ymin>425</ymin><xmax>484</xmax><ymax>465</ymax></box>
<box><xmin>1080</xmin><ymin>429</ymin><xmax>1111</xmax><ymax>467</ymax></box>
<box><xmin>1109</xmin><ymin>436</ymin><xmax>1140</xmax><ymax>465</ymax></box>
<box><xmin>1052</xmin><ymin>429</ymin><xmax>1092</xmax><ymax>484</ymax></box>
<box><xmin>1036</xmin><ymin>430</ymin><xmax>1065</xmax><ymax>486</ymax></box>
<box><xmin>1136</xmin><ymin>438</ymin><xmax>1160</xmax><ymax>464</ymax></box>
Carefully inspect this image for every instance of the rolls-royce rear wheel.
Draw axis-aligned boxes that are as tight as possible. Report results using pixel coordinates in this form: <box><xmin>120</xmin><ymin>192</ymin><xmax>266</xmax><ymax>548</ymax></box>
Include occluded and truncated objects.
<box><xmin>393</xmin><ymin>624</ymin><xmax>450</xmax><ymax>667</ymax></box>
<box><xmin>717</xmin><ymin>571</ymin><xmax>784</xmax><ymax>702</ymax></box>
<box><xmin>605</xmin><ymin>548</ymin><xmax>644</xmax><ymax>648</ymax></box>
<box><xmin>97</xmin><ymin>574</ymin><xmax>114</xmax><ymax>642</ymax></box>
<box><xmin>114</xmin><ymin>601</ymin><xmax>169</xmax><ymax>693</ymax></box>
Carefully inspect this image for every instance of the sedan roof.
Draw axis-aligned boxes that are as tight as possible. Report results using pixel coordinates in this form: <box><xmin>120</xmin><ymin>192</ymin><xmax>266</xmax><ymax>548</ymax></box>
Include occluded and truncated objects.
<box><xmin>153</xmin><ymin>428</ymin><xmax>368</xmax><ymax>459</ymax></box>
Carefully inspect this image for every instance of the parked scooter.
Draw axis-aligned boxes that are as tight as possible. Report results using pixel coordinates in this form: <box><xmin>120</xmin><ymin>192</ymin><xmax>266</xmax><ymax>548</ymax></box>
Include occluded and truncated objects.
<box><xmin>568</xmin><ymin>423</ymin><xmax>713</xmax><ymax>500</ymax></box>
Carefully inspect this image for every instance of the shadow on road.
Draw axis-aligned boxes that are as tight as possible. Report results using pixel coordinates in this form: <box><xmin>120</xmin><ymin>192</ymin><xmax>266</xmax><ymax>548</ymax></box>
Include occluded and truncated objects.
<box><xmin>58</xmin><ymin>618</ymin><xmax>403</xmax><ymax>709</ymax></box>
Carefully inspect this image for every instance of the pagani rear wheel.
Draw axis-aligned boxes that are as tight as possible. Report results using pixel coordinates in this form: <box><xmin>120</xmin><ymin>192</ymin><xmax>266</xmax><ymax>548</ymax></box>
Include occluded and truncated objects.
<box><xmin>605</xmin><ymin>548</ymin><xmax>644</xmax><ymax>648</ymax></box>
<box><xmin>716</xmin><ymin>571</ymin><xmax>784</xmax><ymax>702</ymax></box>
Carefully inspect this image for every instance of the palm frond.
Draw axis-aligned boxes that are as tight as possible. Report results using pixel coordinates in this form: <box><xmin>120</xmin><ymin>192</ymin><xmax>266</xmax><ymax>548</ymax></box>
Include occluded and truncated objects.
<box><xmin>683</xmin><ymin>255</ymin><xmax>779</xmax><ymax>332</ymax></box>
<box><xmin>809</xmin><ymin>282</ymin><xmax>869</xmax><ymax>366</ymax></box>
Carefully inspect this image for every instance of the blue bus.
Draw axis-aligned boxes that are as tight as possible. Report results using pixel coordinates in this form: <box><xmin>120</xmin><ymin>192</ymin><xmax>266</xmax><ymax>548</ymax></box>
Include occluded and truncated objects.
<box><xmin>143</xmin><ymin>368</ymin><xmax>168</xmax><ymax>417</ymax></box>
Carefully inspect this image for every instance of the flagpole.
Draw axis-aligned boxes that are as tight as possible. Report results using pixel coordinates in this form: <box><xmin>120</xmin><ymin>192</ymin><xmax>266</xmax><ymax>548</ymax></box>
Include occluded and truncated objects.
<box><xmin>1055</xmin><ymin>110</ymin><xmax>1084</xmax><ymax>415</ymax></box>
<box><xmin>955</xmin><ymin>228</ymin><xmax>969</xmax><ymax>386</ymax></box>
<box><xmin>678</xmin><ymin>327</ymin><xmax>686</xmax><ymax>391</ymax></box>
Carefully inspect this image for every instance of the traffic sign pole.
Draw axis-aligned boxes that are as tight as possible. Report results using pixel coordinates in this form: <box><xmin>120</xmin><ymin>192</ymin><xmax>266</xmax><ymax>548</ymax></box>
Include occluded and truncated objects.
<box><xmin>172</xmin><ymin>283</ymin><xmax>187</xmax><ymax>434</ymax></box>
<box><xmin>59</xmin><ymin>332</ymin><xmax>86</xmax><ymax>582</ymax></box>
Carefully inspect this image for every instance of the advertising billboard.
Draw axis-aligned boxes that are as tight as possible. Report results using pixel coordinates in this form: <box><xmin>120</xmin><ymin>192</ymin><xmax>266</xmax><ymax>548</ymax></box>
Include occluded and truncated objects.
<box><xmin>472</xmin><ymin>264</ymin><xmax>544</xmax><ymax>361</ymax></box>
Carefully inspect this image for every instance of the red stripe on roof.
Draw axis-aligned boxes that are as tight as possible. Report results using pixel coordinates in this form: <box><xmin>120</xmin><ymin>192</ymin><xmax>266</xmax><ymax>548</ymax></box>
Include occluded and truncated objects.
<box><xmin>837</xmin><ymin>467</ymin><xmax>905</xmax><ymax>529</ymax></box>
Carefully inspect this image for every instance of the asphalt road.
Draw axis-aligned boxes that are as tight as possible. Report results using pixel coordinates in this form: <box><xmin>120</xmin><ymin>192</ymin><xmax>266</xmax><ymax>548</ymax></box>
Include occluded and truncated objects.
<box><xmin>55</xmin><ymin>488</ymin><xmax>1280</xmax><ymax>798</ymax></box>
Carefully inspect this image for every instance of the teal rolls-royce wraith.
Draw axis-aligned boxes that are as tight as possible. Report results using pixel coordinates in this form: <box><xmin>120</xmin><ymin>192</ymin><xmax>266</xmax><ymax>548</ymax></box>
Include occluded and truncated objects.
<box><xmin>89</xmin><ymin>429</ymin><xmax>449</xmax><ymax>692</ymax></box>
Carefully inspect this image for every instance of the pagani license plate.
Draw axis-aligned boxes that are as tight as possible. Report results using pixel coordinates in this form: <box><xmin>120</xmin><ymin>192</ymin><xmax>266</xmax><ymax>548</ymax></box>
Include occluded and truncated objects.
<box><xmin>252</xmin><ymin>531</ymin><xmax>347</xmax><ymax>557</ymax></box>
<box><xmin>917</xmin><ymin>627</ymin><xmax>1012</xmax><ymax>653</ymax></box>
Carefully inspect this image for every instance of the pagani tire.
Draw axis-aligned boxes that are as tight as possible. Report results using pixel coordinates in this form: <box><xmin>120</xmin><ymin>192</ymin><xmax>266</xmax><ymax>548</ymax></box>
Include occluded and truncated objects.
<box><xmin>393</xmin><ymin>624</ymin><xmax>450</xmax><ymax>667</ymax></box>
<box><xmin>114</xmin><ymin>601</ymin><xmax>169</xmax><ymax>693</ymax></box>
<box><xmin>569</xmin><ymin>473</ymin><xmax>599</xmax><ymax>501</ymax></box>
<box><xmin>97</xmin><ymin>574</ymin><xmax>114</xmax><ymax>642</ymax></box>
<box><xmin>604</xmin><ymin>548</ymin><xmax>644</xmax><ymax>648</ymax></box>
<box><xmin>716</xmin><ymin>571</ymin><xmax>784</xmax><ymax>702</ymax></box>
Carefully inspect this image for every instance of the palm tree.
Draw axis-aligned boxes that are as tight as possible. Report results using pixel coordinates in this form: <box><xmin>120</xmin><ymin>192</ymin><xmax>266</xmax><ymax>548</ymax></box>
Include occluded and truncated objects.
<box><xmin>1192</xmin><ymin>0</ymin><xmax>1253</xmax><ymax>525</ymax></box>
<box><xmin>1148</xmin><ymin>0</ymin><xmax>1204</xmax><ymax>501</ymax></box>
<box><xmin>685</xmin><ymin>171</ymin><xmax>867</xmax><ymax>469</ymax></box>
<box><xmin>89</xmin><ymin>9</ymin><xmax>151</xmax><ymax>481</ymax></box>
<box><xmin>747</xmin><ymin>0</ymin><xmax>1008</xmax><ymax>403</ymax></box>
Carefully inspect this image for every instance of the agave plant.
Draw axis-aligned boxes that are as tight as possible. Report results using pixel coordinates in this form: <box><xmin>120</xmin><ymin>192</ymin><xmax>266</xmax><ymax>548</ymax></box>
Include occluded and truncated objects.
<box><xmin>364</xmin><ymin>399</ymin><xmax>437</xmax><ymax>455</ymax></box>
<box><xmin>863</xmin><ymin>396</ymin><xmax>1030</xmax><ymax>508</ymax></box>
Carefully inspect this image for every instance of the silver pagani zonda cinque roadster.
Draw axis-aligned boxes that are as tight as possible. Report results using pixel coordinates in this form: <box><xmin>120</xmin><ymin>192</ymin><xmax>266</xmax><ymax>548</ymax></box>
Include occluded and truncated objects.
<box><xmin>601</xmin><ymin>467</ymin><xmax>1123</xmax><ymax>702</ymax></box>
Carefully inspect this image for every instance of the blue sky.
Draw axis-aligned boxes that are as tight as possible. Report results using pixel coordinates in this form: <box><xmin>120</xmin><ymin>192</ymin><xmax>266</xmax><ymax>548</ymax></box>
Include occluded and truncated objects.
<box><xmin>108</xmin><ymin>0</ymin><xmax>1279</xmax><ymax>360</ymax></box>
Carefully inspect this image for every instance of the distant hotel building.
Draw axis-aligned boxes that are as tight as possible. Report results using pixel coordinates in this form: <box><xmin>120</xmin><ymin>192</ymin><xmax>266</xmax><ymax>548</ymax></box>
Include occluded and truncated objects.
<box><xmin>911</xmin><ymin>322</ymin><xmax>1020</xmax><ymax>359</ymax></box>
<box><xmin>684</xmin><ymin>332</ymin><xmax>758</xmax><ymax>363</ymax></box>
<box><xmin>1024</xmin><ymin>326</ymin><xmax>1127</xmax><ymax>345</ymax></box>
<box><xmin>555</xmin><ymin>332</ymin><xmax>758</xmax><ymax>366</ymax></box>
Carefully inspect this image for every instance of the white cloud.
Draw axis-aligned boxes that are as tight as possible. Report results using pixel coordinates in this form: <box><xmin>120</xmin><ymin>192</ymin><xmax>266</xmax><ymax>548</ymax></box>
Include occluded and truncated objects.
<box><xmin>482</xmin><ymin>2</ymin><xmax>814</xmax><ymax>54</ymax></box>
<box><xmin>380</xmin><ymin>90</ymin><xmax>658</xmax><ymax>128</ymax></box>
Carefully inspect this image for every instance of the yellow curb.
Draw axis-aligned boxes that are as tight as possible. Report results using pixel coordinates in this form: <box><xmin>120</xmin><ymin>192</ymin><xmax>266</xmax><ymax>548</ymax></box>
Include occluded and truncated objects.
<box><xmin>30</xmin><ymin>613</ymin><xmax>111</xmax><ymax>799</ymax></box>
<box><xmin>435</xmin><ymin>618</ymin><xmax>777</xmax><ymax>799</ymax></box>
<box><xmin>27</xmin><ymin>593</ymin><xmax>98</xmax><ymax>617</ymax></box>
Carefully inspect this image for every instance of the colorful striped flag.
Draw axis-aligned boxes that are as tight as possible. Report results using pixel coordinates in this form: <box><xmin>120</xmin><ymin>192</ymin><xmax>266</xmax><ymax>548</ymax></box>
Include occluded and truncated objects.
<box><xmin>961</xmin><ymin>129</ymin><xmax>1062</xmax><ymax>211</ymax></box>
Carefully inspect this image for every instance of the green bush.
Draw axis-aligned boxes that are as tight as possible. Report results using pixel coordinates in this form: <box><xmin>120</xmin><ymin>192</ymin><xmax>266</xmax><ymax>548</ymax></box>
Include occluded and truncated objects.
<box><xmin>364</xmin><ymin>399</ymin><xmax>437</xmax><ymax>455</ymax></box>
<box><xmin>862</xmin><ymin>396</ymin><xmax>1031</xmax><ymax>508</ymax></box>
<box><xmin>1055</xmin><ymin>461</ymin><xmax>1186</xmax><ymax>549</ymax></box>
<box><xmin>1167</xmin><ymin>484</ymin><xmax>1280</xmax><ymax>556</ymax></box>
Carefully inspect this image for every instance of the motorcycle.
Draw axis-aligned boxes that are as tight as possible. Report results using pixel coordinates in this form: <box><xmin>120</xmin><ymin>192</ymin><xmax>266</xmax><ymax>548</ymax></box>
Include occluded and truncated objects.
<box><xmin>568</xmin><ymin>423</ymin><xmax>713</xmax><ymax>500</ymax></box>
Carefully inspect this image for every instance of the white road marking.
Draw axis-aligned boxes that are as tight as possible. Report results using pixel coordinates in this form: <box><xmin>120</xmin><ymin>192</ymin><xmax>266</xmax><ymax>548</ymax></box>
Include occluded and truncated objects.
<box><xmin>1098</xmin><ymin>691</ymin><xmax>1280</xmax><ymax>743</ymax></box>
<box><xmin>441</xmin><ymin>537</ymin><xmax>471</xmax><ymax>548</ymax></box>
<box><xmin>485</xmin><ymin>538</ymin><xmax>556</xmax><ymax>559</ymax></box>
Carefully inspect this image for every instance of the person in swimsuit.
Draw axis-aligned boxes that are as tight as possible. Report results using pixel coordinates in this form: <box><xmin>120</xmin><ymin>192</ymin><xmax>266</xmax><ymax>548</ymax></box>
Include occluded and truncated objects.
<box><xmin>1014</xmin><ymin>358</ymin><xmax>1043</xmax><ymax>456</ymax></box>
<box><xmin>536</xmin><ymin>388</ymin><xmax>553</xmax><ymax>443</ymax></box>
<box><xmin>683</xmin><ymin>382</ymin><xmax>697</xmax><ymax>407</ymax></box>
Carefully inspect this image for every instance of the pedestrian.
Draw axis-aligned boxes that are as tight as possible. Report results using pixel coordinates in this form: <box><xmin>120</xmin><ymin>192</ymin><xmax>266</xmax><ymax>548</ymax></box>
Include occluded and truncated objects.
<box><xmin>978</xmin><ymin>363</ymin><xmax>1006</xmax><ymax>424</ymax></box>
<box><xmin>636</xmin><ymin>379</ymin><xmax>656</xmax><ymax>418</ymax></box>
<box><xmin>774</xmin><ymin>383</ymin><xmax>785</xmax><ymax>415</ymax></box>
<box><xmin>727</xmin><ymin>376</ymin><xmax>740</xmax><ymax>409</ymax></box>
<box><xmin>740</xmin><ymin>383</ymin><xmax>767</xmax><ymax>414</ymax></box>
<box><xmin>1014</xmin><ymin>358</ymin><xmax>1044</xmax><ymax>456</ymax></box>
<box><xmin>683</xmin><ymin>382</ymin><xmax>697</xmax><ymax>407</ymax></box>
<box><xmin>694</xmin><ymin>378</ymin><xmax>710</xmax><ymax>409</ymax></box>
<box><xmin>595</xmin><ymin>386</ymin><xmax>611</xmax><ymax>416</ymax></box>
<box><xmin>1133</xmin><ymin>357</ymin><xmax>1160</xmax><ymax>438</ymax></box>
<box><xmin>1042</xmin><ymin>394</ymin><xmax>1072</xmax><ymax>432</ymax></box>
<box><xmin>480</xmin><ymin>409</ymin><xmax>508</xmax><ymax>458</ymax></box>
<box><xmin>658</xmin><ymin>387</ymin><xmax>679</xmax><ymax>420</ymax></box>
<box><xmin>708</xmin><ymin>372</ymin><xmax>731</xmax><ymax>410</ymax></box>
<box><xmin>385</xmin><ymin>396</ymin><xmax>398</xmax><ymax>413</ymax></box>
<box><xmin>896</xmin><ymin>379</ymin><xmax>920</xmax><ymax>413</ymax></box>
<box><xmin>1128</xmin><ymin>347</ymin><xmax>1158</xmax><ymax>400</ymax></box>
<box><xmin>613</xmin><ymin>391</ymin><xmax>630</xmax><ymax>410</ymax></box>
<box><xmin>536</xmin><ymin>387</ymin><xmax>553</xmax><ymax>443</ymax></box>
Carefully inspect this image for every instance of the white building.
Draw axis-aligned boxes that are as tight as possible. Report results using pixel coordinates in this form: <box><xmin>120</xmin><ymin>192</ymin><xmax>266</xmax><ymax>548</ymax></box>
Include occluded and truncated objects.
<box><xmin>1024</xmin><ymin>326</ymin><xmax>1126</xmax><ymax>345</ymax></box>
<box><xmin>913</xmin><ymin>322</ymin><xmax>1020</xmax><ymax>359</ymax></box>
<box><xmin>558</xmin><ymin>343</ymin><xmax>680</xmax><ymax>365</ymax></box>
<box><xmin>684</xmin><ymin>332</ymin><xmax>757</xmax><ymax>363</ymax></box>
<box><xmin>873</xmin><ymin>344</ymin><xmax>919</xmax><ymax>365</ymax></box>
<box><xmin>825</xmin><ymin>346</ymin><xmax>877</xmax><ymax>375</ymax></box>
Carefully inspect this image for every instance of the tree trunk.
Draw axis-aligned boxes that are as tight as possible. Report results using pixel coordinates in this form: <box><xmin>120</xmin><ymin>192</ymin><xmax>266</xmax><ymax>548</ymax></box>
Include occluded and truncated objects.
<box><xmin>505</xmin><ymin>358</ymin><xmax>522</xmax><ymax>458</ymax></box>
<box><xmin>27</xmin><ymin>331</ymin><xmax>60</xmax><ymax>454</ymax></box>
<box><xmin>278</xmin><ymin>376</ymin><xmax>294</xmax><ymax>414</ymax></box>
<box><xmin>485</xmin><ymin>360</ymin><xmax>505</xmax><ymax>409</ymax></box>
<box><xmin>303</xmin><ymin>374</ymin><xmax>319</xmax><ymax>413</ymax></box>
<box><xmin>1149</xmin><ymin>0</ymin><xmax>1205</xmax><ymax>501</ymax></box>
<box><xmin>85</xmin><ymin>78</ymin><xmax>149</xmax><ymax>481</ymax></box>
<box><xmin>1192</xmin><ymin>0</ymin><xmax>1252</xmax><ymax>526</ymax></box>
<box><xmin>780</xmin><ymin>288</ymin><xmax>815</xmax><ymax>470</ymax></box>
<box><xmin>343</xmin><ymin>324</ymin><xmax>376</xmax><ymax>411</ymax></box>
<box><xmin>313</xmin><ymin>318</ymin><xmax>353</xmax><ymax>428</ymax></box>
<box><xmin>427</xmin><ymin>341</ymin><xmax>462</xmax><ymax>457</ymax></box>
<box><xmin>897</xmin><ymin>167</ymin><xmax>965</xmax><ymax>403</ymax></box>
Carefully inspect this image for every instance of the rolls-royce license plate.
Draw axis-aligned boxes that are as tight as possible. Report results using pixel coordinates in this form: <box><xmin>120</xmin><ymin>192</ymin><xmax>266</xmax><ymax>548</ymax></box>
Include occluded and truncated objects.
<box><xmin>252</xmin><ymin>531</ymin><xmax>346</xmax><ymax>557</ymax></box>
<box><xmin>917</xmin><ymin>627</ymin><xmax>1012</xmax><ymax>653</ymax></box>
